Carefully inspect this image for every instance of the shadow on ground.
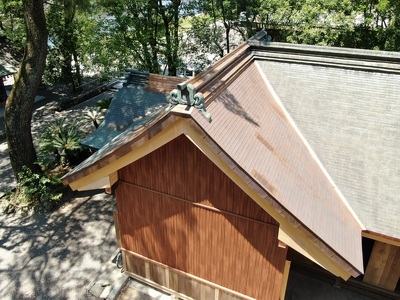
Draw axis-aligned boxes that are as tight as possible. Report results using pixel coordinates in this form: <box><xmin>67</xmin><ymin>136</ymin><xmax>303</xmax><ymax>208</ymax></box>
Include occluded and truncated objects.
<box><xmin>0</xmin><ymin>190</ymin><xmax>117</xmax><ymax>300</ymax></box>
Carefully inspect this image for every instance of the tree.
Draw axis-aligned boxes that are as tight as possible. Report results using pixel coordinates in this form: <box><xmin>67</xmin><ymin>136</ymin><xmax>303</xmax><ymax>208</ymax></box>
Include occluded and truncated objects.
<box><xmin>349</xmin><ymin>0</ymin><xmax>400</xmax><ymax>50</ymax></box>
<box><xmin>92</xmin><ymin>0</ymin><xmax>190</xmax><ymax>76</ymax></box>
<box><xmin>158</xmin><ymin>0</ymin><xmax>182</xmax><ymax>76</ymax></box>
<box><xmin>4</xmin><ymin>0</ymin><xmax>47</xmax><ymax>180</ymax></box>
<box><xmin>93</xmin><ymin>0</ymin><xmax>160</xmax><ymax>74</ymax></box>
<box><xmin>45</xmin><ymin>0</ymin><xmax>91</xmax><ymax>89</ymax></box>
<box><xmin>0</xmin><ymin>0</ymin><xmax>25</xmax><ymax>49</ymax></box>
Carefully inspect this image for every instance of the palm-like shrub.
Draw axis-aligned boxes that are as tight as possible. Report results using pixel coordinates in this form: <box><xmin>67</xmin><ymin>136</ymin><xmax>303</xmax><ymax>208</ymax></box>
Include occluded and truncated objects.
<box><xmin>96</xmin><ymin>97</ymin><xmax>112</xmax><ymax>110</ymax></box>
<box><xmin>38</xmin><ymin>118</ymin><xmax>85</xmax><ymax>167</ymax></box>
<box><xmin>84</xmin><ymin>107</ymin><xmax>105</xmax><ymax>129</ymax></box>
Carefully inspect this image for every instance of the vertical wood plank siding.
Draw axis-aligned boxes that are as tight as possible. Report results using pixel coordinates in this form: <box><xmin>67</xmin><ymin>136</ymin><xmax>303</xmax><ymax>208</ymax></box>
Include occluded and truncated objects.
<box><xmin>116</xmin><ymin>135</ymin><xmax>287</xmax><ymax>299</ymax></box>
<box><xmin>118</xmin><ymin>135</ymin><xmax>278</xmax><ymax>225</ymax></box>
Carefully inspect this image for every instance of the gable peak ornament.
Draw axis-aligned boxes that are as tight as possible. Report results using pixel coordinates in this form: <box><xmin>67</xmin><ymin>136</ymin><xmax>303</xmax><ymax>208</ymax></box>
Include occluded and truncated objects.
<box><xmin>166</xmin><ymin>83</ymin><xmax>212</xmax><ymax>122</ymax></box>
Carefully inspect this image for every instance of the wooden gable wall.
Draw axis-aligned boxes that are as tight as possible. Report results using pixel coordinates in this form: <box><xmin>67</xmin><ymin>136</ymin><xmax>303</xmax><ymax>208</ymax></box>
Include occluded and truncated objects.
<box><xmin>116</xmin><ymin>134</ymin><xmax>287</xmax><ymax>299</ymax></box>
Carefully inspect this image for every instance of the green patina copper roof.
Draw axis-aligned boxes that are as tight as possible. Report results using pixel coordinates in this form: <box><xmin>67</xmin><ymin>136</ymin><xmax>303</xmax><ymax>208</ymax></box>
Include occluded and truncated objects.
<box><xmin>0</xmin><ymin>59</ymin><xmax>17</xmax><ymax>78</ymax></box>
<box><xmin>81</xmin><ymin>85</ymin><xmax>168</xmax><ymax>150</ymax></box>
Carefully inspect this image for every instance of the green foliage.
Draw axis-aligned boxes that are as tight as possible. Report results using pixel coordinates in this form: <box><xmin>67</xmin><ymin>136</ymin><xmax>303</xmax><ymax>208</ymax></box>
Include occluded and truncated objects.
<box><xmin>97</xmin><ymin>97</ymin><xmax>112</xmax><ymax>110</ymax></box>
<box><xmin>4</xmin><ymin>0</ymin><xmax>400</xmax><ymax>89</ymax></box>
<box><xmin>0</xmin><ymin>0</ymin><xmax>25</xmax><ymax>49</ymax></box>
<box><xmin>89</xmin><ymin>0</ymin><xmax>194</xmax><ymax>76</ymax></box>
<box><xmin>44</xmin><ymin>0</ymin><xmax>92</xmax><ymax>86</ymax></box>
<box><xmin>186</xmin><ymin>0</ymin><xmax>400</xmax><ymax>52</ymax></box>
<box><xmin>37</xmin><ymin>118</ymin><xmax>85</xmax><ymax>168</ymax></box>
<box><xmin>185</xmin><ymin>14</ymin><xmax>225</xmax><ymax>71</ymax></box>
<box><xmin>2</xmin><ymin>166</ymin><xmax>64</xmax><ymax>214</ymax></box>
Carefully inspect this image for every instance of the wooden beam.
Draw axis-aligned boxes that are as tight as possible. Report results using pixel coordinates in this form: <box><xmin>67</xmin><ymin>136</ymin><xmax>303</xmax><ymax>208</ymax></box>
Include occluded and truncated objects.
<box><xmin>363</xmin><ymin>231</ymin><xmax>400</xmax><ymax>248</ymax></box>
<box><xmin>69</xmin><ymin>118</ymin><xmax>186</xmax><ymax>191</ymax></box>
<box><xmin>122</xmin><ymin>249</ymin><xmax>256</xmax><ymax>300</ymax></box>
<box><xmin>113</xmin><ymin>211</ymin><xmax>121</xmax><ymax>248</ymax></box>
<box><xmin>363</xmin><ymin>241</ymin><xmax>400</xmax><ymax>291</ymax></box>
<box><xmin>280</xmin><ymin>261</ymin><xmax>291</xmax><ymax>300</ymax></box>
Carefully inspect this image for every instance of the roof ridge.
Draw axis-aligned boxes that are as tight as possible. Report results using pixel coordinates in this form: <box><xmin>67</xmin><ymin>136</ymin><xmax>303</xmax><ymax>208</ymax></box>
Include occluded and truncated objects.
<box><xmin>257</xmin><ymin>41</ymin><xmax>400</xmax><ymax>61</ymax></box>
<box><xmin>252</xmin><ymin>43</ymin><xmax>400</xmax><ymax>74</ymax></box>
<box><xmin>186</xmin><ymin>43</ymin><xmax>251</xmax><ymax>91</ymax></box>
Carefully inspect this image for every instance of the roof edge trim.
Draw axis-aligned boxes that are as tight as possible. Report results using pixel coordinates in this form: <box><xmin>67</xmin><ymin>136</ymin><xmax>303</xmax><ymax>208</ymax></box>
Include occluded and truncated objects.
<box><xmin>363</xmin><ymin>231</ymin><xmax>400</xmax><ymax>247</ymax></box>
<box><xmin>187</xmin><ymin>43</ymin><xmax>251</xmax><ymax>93</ymax></box>
<box><xmin>255</xmin><ymin>41</ymin><xmax>400</xmax><ymax>63</ymax></box>
<box><xmin>253</xmin><ymin>52</ymin><xmax>400</xmax><ymax>75</ymax></box>
<box><xmin>62</xmin><ymin>114</ymin><xmax>182</xmax><ymax>188</ymax></box>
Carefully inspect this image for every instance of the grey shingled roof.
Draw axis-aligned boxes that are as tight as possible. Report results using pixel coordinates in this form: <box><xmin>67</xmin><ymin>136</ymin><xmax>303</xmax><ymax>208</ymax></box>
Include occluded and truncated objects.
<box><xmin>256</xmin><ymin>44</ymin><xmax>400</xmax><ymax>240</ymax></box>
<box><xmin>0</xmin><ymin>56</ymin><xmax>18</xmax><ymax>78</ymax></box>
<box><xmin>81</xmin><ymin>85</ymin><xmax>168</xmax><ymax>149</ymax></box>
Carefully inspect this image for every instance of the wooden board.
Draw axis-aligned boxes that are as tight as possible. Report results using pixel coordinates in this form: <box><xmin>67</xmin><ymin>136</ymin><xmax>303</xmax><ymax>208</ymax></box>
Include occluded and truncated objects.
<box><xmin>363</xmin><ymin>241</ymin><xmax>400</xmax><ymax>291</ymax></box>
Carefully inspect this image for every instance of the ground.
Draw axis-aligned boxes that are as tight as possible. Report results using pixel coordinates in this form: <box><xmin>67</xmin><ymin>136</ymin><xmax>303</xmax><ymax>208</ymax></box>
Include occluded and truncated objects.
<box><xmin>0</xmin><ymin>84</ymin><xmax>119</xmax><ymax>300</ymax></box>
<box><xmin>0</xmin><ymin>190</ymin><xmax>117</xmax><ymax>300</ymax></box>
<box><xmin>0</xmin><ymin>82</ymin><xmax>116</xmax><ymax>196</ymax></box>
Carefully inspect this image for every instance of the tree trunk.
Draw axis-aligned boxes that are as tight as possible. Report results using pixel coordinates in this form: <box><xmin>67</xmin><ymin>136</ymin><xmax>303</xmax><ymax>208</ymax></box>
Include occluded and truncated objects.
<box><xmin>4</xmin><ymin>0</ymin><xmax>48</xmax><ymax>180</ymax></box>
<box><xmin>171</xmin><ymin>0</ymin><xmax>181</xmax><ymax>76</ymax></box>
<box><xmin>61</xmin><ymin>0</ymin><xmax>76</xmax><ymax>87</ymax></box>
<box><xmin>73</xmin><ymin>48</ymin><xmax>82</xmax><ymax>86</ymax></box>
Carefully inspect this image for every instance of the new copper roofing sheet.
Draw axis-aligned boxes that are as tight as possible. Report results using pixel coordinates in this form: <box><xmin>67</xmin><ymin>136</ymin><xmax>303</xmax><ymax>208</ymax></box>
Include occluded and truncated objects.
<box><xmin>192</xmin><ymin>62</ymin><xmax>364</xmax><ymax>273</ymax></box>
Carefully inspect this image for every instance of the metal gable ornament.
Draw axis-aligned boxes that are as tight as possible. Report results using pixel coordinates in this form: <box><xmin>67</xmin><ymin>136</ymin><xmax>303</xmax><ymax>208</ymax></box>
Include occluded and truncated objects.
<box><xmin>166</xmin><ymin>82</ymin><xmax>212</xmax><ymax>122</ymax></box>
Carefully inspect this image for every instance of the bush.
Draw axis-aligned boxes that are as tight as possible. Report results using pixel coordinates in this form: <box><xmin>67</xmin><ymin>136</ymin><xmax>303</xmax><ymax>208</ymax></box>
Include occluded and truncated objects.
<box><xmin>2</xmin><ymin>167</ymin><xmax>64</xmax><ymax>214</ymax></box>
<box><xmin>37</xmin><ymin>118</ymin><xmax>85</xmax><ymax>168</ymax></box>
<box><xmin>96</xmin><ymin>97</ymin><xmax>112</xmax><ymax>110</ymax></box>
<box><xmin>84</xmin><ymin>107</ymin><xmax>105</xmax><ymax>129</ymax></box>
